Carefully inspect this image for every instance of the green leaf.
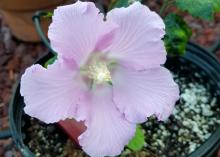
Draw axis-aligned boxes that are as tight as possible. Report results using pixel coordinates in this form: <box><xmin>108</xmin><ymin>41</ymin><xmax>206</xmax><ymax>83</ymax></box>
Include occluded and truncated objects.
<box><xmin>175</xmin><ymin>0</ymin><xmax>220</xmax><ymax>20</ymax></box>
<box><xmin>127</xmin><ymin>125</ymin><xmax>145</xmax><ymax>151</ymax></box>
<box><xmin>212</xmin><ymin>0</ymin><xmax>220</xmax><ymax>12</ymax></box>
<box><xmin>44</xmin><ymin>55</ymin><xmax>57</xmax><ymax>68</ymax></box>
<box><xmin>43</xmin><ymin>12</ymin><xmax>53</xmax><ymax>18</ymax></box>
<box><xmin>109</xmin><ymin>0</ymin><xmax>142</xmax><ymax>10</ymax></box>
<box><xmin>164</xmin><ymin>13</ymin><xmax>192</xmax><ymax>56</ymax></box>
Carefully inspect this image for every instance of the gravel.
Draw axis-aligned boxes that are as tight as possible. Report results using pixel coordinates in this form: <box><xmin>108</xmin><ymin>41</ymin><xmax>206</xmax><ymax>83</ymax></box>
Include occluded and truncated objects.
<box><xmin>24</xmin><ymin>117</ymin><xmax>87</xmax><ymax>157</ymax></box>
<box><xmin>22</xmin><ymin>60</ymin><xmax>220</xmax><ymax>157</ymax></box>
<box><xmin>138</xmin><ymin>62</ymin><xmax>220</xmax><ymax>157</ymax></box>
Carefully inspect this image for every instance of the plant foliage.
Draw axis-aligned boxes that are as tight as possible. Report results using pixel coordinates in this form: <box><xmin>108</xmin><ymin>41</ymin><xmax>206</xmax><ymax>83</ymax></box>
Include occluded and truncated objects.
<box><xmin>127</xmin><ymin>125</ymin><xmax>145</xmax><ymax>151</ymax></box>
<box><xmin>164</xmin><ymin>13</ymin><xmax>192</xmax><ymax>55</ymax></box>
<box><xmin>175</xmin><ymin>0</ymin><xmax>220</xmax><ymax>20</ymax></box>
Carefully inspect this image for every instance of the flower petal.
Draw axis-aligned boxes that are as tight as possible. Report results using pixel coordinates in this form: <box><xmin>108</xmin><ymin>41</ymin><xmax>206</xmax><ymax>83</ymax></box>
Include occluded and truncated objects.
<box><xmin>106</xmin><ymin>2</ymin><xmax>166</xmax><ymax>70</ymax></box>
<box><xmin>78</xmin><ymin>87</ymin><xmax>136</xmax><ymax>157</ymax></box>
<box><xmin>112</xmin><ymin>66</ymin><xmax>179</xmax><ymax>123</ymax></box>
<box><xmin>20</xmin><ymin>59</ymin><xmax>85</xmax><ymax>123</ymax></box>
<box><xmin>48</xmin><ymin>1</ymin><xmax>117</xmax><ymax>66</ymax></box>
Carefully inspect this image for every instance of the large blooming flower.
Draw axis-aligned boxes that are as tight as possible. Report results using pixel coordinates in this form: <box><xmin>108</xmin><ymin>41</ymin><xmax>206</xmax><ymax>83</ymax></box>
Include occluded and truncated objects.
<box><xmin>20</xmin><ymin>1</ymin><xmax>179</xmax><ymax>157</ymax></box>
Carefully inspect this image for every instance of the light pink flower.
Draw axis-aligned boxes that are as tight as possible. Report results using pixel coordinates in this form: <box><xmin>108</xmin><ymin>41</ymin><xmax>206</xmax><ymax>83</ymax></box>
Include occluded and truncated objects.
<box><xmin>20</xmin><ymin>1</ymin><xmax>179</xmax><ymax>157</ymax></box>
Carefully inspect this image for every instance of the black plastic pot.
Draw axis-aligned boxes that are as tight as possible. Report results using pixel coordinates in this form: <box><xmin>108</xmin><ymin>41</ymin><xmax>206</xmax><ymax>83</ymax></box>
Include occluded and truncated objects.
<box><xmin>1</xmin><ymin>12</ymin><xmax>220</xmax><ymax>157</ymax></box>
<box><xmin>6</xmin><ymin>42</ymin><xmax>220</xmax><ymax>157</ymax></box>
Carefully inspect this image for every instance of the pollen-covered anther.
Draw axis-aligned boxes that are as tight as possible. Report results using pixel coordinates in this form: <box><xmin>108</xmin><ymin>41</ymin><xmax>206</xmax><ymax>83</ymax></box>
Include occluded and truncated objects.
<box><xmin>87</xmin><ymin>62</ymin><xmax>112</xmax><ymax>84</ymax></box>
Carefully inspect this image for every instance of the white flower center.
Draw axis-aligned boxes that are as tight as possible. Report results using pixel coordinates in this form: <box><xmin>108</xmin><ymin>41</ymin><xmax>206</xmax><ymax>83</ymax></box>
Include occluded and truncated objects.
<box><xmin>87</xmin><ymin>62</ymin><xmax>112</xmax><ymax>84</ymax></box>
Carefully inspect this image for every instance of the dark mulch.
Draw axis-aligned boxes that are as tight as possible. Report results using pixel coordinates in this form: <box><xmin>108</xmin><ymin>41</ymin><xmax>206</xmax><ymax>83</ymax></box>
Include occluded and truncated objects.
<box><xmin>0</xmin><ymin>13</ymin><xmax>48</xmax><ymax>156</ymax></box>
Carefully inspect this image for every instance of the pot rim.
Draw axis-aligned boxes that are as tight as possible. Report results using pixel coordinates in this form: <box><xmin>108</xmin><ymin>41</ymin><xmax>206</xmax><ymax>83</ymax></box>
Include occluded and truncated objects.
<box><xmin>9</xmin><ymin>42</ymin><xmax>220</xmax><ymax>157</ymax></box>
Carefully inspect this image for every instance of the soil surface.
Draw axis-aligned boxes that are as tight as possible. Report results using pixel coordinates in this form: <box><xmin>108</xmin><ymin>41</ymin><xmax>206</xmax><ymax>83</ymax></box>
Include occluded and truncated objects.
<box><xmin>0</xmin><ymin>0</ymin><xmax>220</xmax><ymax>157</ymax></box>
<box><xmin>22</xmin><ymin>56</ymin><xmax>220</xmax><ymax>157</ymax></box>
